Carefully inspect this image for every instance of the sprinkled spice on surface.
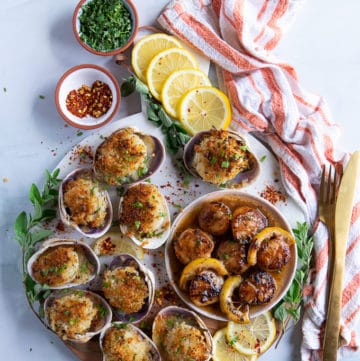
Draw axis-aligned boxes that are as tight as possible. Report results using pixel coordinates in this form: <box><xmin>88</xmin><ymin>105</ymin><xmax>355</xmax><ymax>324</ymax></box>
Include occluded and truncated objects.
<box><xmin>260</xmin><ymin>184</ymin><xmax>287</xmax><ymax>205</ymax></box>
<box><xmin>66</xmin><ymin>80</ymin><xmax>112</xmax><ymax>118</ymax></box>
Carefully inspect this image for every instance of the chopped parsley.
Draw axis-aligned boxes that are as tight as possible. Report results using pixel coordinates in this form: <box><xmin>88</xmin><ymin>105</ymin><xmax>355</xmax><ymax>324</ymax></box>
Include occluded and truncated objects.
<box><xmin>132</xmin><ymin>201</ymin><xmax>143</xmax><ymax>208</ymax></box>
<box><xmin>134</xmin><ymin>220</ymin><xmax>141</xmax><ymax>230</ymax></box>
<box><xmin>78</xmin><ymin>0</ymin><xmax>133</xmax><ymax>52</ymax></box>
<box><xmin>39</xmin><ymin>95</ymin><xmax>45</xmax><ymax>99</ymax></box>
<box><xmin>221</xmin><ymin>160</ymin><xmax>230</xmax><ymax>168</ymax></box>
<box><xmin>260</xmin><ymin>155</ymin><xmax>267</xmax><ymax>162</ymax></box>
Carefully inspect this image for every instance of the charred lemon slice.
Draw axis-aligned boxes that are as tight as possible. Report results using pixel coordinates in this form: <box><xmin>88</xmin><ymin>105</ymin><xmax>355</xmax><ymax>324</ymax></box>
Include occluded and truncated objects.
<box><xmin>179</xmin><ymin>257</ymin><xmax>228</xmax><ymax>290</ymax></box>
<box><xmin>220</xmin><ymin>275</ymin><xmax>250</xmax><ymax>324</ymax></box>
<box><xmin>247</xmin><ymin>227</ymin><xmax>295</xmax><ymax>267</ymax></box>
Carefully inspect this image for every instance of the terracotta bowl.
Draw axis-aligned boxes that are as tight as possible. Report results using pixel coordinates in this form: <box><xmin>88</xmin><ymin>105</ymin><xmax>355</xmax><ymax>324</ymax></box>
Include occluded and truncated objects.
<box><xmin>55</xmin><ymin>64</ymin><xmax>121</xmax><ymax>130</ymax></box>
<box><xmin>73</xmin><ymin>0</ymin><xmax>139</xmax><ymax>56</ymax></box>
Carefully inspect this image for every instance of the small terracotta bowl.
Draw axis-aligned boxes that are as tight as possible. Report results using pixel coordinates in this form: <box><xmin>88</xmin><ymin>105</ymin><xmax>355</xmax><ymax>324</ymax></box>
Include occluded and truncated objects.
<box><xmin>55</xmin><ymin>64</ymin><xmax>121</xmax><ymax>130</ymax></box>
<box><xmin>73</xmin><ymin>0</ymin><xmax>139</xmax><ymax>56</ymax></box>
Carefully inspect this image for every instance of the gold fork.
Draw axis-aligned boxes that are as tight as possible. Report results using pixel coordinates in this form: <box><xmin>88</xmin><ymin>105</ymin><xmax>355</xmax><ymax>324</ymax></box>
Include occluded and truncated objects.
<box><xmin>318</xmin><ymin>164</ymin><xmax>343</xmax><ymax>359</ymax></box>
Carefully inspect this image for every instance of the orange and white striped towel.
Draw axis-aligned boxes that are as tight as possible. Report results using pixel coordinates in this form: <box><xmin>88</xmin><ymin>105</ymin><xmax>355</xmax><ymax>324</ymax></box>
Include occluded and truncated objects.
<box><xmin>158</xmin><ymin>0</ymin><xmax>360</xmax><ymax>359</ymax></box>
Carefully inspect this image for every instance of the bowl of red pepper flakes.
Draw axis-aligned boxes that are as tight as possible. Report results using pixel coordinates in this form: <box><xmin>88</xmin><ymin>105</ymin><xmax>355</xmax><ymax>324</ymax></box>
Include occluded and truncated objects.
<box><xmin>55</xmin><ymin>64</ymin><xmax>121</xmax><ymax>130</ymax></box>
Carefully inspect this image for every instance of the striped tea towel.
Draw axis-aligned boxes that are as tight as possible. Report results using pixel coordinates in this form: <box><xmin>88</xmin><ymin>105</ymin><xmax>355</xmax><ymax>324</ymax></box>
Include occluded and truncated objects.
<box><xmin>158</xmin><ymin>0</ymin><xmax>360</xmax><ymax>359</ymax></box>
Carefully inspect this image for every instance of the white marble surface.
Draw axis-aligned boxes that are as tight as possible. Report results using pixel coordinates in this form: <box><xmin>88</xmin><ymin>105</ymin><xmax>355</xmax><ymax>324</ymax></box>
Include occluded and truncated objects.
<box><xmin>0</xmin><ymin>0</ymin><xmax>359</xmax><ymax>359</ymax></box>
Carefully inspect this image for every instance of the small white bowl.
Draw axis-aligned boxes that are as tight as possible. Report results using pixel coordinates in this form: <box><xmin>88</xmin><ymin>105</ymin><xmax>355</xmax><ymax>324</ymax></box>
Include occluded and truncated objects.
<box><xmin>55</xmin><ymin>64</ymin><xmax>121</xmax><ymax>130</ymax></box>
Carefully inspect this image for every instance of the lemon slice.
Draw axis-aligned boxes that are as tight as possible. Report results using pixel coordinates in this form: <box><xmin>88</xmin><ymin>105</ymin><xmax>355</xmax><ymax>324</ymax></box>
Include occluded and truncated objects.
<box><xmin>178</xmin><ymin>86</ymin><xmax>232</xmax><ymax>135</ymax></box>
<box><xmin>93</xmin><ymin>230</ymin><xmax>144</xmax><ymax>260</ymax></box>
<box><xmin>226</xmin><ymin>311</ymin><xmax>276</xmax><ymax>356</ymax></box>
<box><xmin>131</xmin><ymin>33</ymin><xmax>182</xmax><ymax>83</ymax></box>
<box><xmin>146</xmin><ymin>48</ymin><xmax>199</xmax><ymax>100</ymax></box>
<box><xmin>161</xmin><ymin>69</ymin><xmax>211</xmax><ymax>118</ymax></box>
<box><xmin>213</xmin><ymin>328</ymin><xmax>258</xmax><ymax>361</ymax></box>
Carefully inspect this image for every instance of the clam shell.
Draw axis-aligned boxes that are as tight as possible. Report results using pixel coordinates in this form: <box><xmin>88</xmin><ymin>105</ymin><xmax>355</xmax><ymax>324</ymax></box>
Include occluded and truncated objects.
<box><xmin>152</xmin><ymin>306</ymin><xmax>213</xmax><ymax>361</ymax></box>
<box><xmin>118</xmin><ymin>182</ymin><xmax>171</xmax><ymax>249</ymax></box>
<box><xmin>27</xmin><ymin>238</ymin><xmax>100</xmax><ymax>289</ymax></box>
<box><xmin>100</xmin><ymin>322</ymin><xmax>161</xmax><ymax>361</ymax></box>
<box><xmin>101</xmin><ymin>254</ymin><xmax>155</xmax><ymax>323</ymax></box>
<box><xmin>93</xmin><ymin>127</ymin><xmax>165</xmax><ymax>187</ymax></box>
<box><xmin>59</xmin><ymin>168</ymin><xmax>113</xmax><ymax>238</ymax></box>
<box><xmin>183</xmin><ymin>129</ymin><xmax>260</xmax><ymax>188</ymax></box>
<box><xmin>44</xmin><ymin>288</ymin><xmax>112</xmax><ymax>343</ymax></box>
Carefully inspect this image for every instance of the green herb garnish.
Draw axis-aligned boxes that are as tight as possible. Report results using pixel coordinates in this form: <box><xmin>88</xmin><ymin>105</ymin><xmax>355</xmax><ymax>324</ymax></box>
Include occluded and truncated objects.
<box><xmin>221</xmin><ymin>160</ymin><xmax>230</xmax><ymax>168</ymax></box>
<box><xmin>121</xmin><ymin>76</ymin><xmax>191</xmax><ymax>155</ymax></box>
<box><xmin>79</xmin><ymin>0</ymin><xmax>133</xmax><ymax>52</ymax></box>
<box><xmin>273</xmin><ymin>222</ymin><xmax>314</xmax><ymax>346</ymax></box>
<box><xmin>260</xmin><ymin>155</ymin><xmax>267</xmax><ymax>162</ymax></box>
<box><xmin>39</xmin><ymin>95</ymin><xmax>45</xmax><ymax>99</ymax></box>
<box><xmin>14</xmin><ymin>169</ymin><xmax>61</xmax><ymax>317</ymax></box>
<box><xmin>134</xmin><ymin>220</ymin><xmax>141</xmax><ymax>230</ymax></box>
<box><xmin>133</xmin><ymin>201</ymin><xmax>143</xmax><ymax>208</ymax></box>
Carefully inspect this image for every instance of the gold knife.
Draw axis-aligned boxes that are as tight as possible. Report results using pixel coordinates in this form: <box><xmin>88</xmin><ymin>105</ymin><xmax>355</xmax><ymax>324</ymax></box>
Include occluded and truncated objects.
<box><xmin>323</xmin><ymin>150</ymin><xmax>360</xmax><ymax>360</ymax></box>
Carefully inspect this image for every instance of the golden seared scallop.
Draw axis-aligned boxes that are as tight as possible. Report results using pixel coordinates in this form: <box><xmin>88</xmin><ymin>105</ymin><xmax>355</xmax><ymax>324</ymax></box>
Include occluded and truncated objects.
<box><xmin>46</xmin><ymin>292</ymin><xmax>99</xmax><ymax>341</ymax></box>
<box><xmin>198</xmin><ymin>201</ymin><xmax>231</xmax><ymax>236</ymax></box>
<box><xmin>173</xmin><ymin>228</ymin><xmax>214</xmax><ymax>265</ymax></box>
<box><xmin>94</xmin><ymin>127</ymin><xmax>148</xmax><ymax>185</ymax></box>
<box><xmin>102</xmin><ymin>266</ymin><xmax>149</xmax><ymax>314</ymax></box>
<box><xmin>191</xmin><ymin>129</ymin><xmax>252</xmax><ymax>185</ymax></box>
<box><xmin>102</xmin><ymin>324</ymin><xmax>157</xmax><ymax>361</ymax></box>
<box><xmin>188</xmin><ymin>269</ymin><xmax>224</xmax><ymax>306</ymax></box>
<box><xmin>238</xmin><ymin>271</ymin><xmax>276</xmax><ymax>305</ymax></box>
<box><xmin>248</xmin><ymin>227</ymin><xmax>295</xmax><ymax>271</ymax></box>
<box><xmin>62</xmin><ymin>171</ymin><xmax>109</xmax><ymax>230</ymax></box>
<box><xmin>119</xmin><ymin>182</ymin><xmax>169</xmax><ymax>240</ymax></box>
<box><xmin>231</xmin><ymin>206</ymin><xmax>268</xmax><ymax>243</ymax></box>
<box><xmin>31</xmin><ymin>246</ymin><xmax>79</xmax><ymax>287</ymax></box>
<box><xmin>216</xmin><ymin>240</ymin><xmax>249</xmax><ymax>275</ymax></box>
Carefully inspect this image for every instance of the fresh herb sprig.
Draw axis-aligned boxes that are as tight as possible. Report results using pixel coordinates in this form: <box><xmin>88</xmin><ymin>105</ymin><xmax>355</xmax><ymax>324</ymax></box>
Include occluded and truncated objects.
<box><xmin>273</xmin><ymin>222</ymin><xmax>314</xmax><ymax>345</ymax></box>
<box><xmin>121</xmin><ymin>75</ymin><xmax>191</xmax><ymax>154</ymax></box>
<box><xmin>14</xmin><ymin>169</ymin><xmax>62</xmax><ymax>309</ymax></box>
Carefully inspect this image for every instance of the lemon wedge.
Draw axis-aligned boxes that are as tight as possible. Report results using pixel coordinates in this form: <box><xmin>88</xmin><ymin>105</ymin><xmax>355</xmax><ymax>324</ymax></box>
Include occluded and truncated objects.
<box><xmin>226</xmin><ymin>311</ymin><xmax>276</xmax><ymax>356</ymax></box>
<box><xmin>161</xmin><ymin>68</ymin><xmax>211</xmax><ymax>118</ymax></box>
<box><xmin>131</xmin><ymin>33</ymin><xmax>182</xmax><ymax>83</ymax></box>
<box><xmin>146</xmin><ymin>47</ymin><xmax>199</xmax><ymax>100</ymax></box>
<box><xmin>93</xmin><ymin>230</ymin><xmax>144</xmax><ymax>260</ymax></box>
<box><xmin>213</xmin><ymin>328</ymin><xmax>258</xmax><ymax>361</ymax></box>
<box><xmin>177</xmin><ymin>86</ymin><xmax>232</xmax><ymax>134</ymax></box>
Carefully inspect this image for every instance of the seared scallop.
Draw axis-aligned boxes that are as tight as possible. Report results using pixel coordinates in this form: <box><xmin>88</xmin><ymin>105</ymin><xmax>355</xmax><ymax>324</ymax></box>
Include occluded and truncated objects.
<box><xmin>173</xmin><ymin>228</ymin><xmax>214</xmax><ymax>265</ymax></box>
<box><xmin>198</xmin><ymin>201</ymin><xmax>231</xmax><ymax>235</ymax></box>
<box><xmin>257</xmin><ymin>237</ymin><xmax>291</xmax><ymax>270</ymax></box>
<box><xmin>238</xmin><ymin>271</ymin><xmax>276</xmax><ymax>305</ymax></box>
<box><xmin>188</xmin><ymin>270</ymin><xmax>224</xmax><ymax>306</ymax></box>
<box><xmin>216</xmin><ymin>240</ymin><xmax>249</xmax><ymax>275</ymax></box>
<box><xmin>231</xmin><ymin>206</ymin><xmax>268</xmax><ymax>243</ymax></box>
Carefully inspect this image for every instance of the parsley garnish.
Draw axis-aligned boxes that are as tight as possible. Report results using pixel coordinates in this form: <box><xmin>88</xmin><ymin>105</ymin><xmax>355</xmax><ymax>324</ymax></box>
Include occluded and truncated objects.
<box><xmin>221</xmin><ymin>160</ymin><xmax>230</xmax><ymax>168</ymax></box>
<box><xmin>134</xmin><ymin>220</ymin><xmax>141</xmax><ymax>230</ymax></box>
<box><xmin>78</xmin><ymin>0</ymin><xmax>133</xmax><ymax>52</ymax></box>
<box><xmin>260</xmin><ymin>155</ymin><xmax>267</xmax><ymax>162</ymax></box>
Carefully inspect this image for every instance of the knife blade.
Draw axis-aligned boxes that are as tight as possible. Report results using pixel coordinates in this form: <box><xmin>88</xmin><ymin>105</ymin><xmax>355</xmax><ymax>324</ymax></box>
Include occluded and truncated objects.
<box><xmin>323</xmin><ymin>150</ymin><xmax>360</xmax><ymax>360</ymax></box>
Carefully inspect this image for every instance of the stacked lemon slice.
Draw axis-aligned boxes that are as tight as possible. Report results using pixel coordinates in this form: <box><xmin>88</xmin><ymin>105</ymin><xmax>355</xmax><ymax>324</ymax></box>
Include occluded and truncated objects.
<box><xmin>213</xmin><ymin>311</ymin><xmax>277</xmax><ymax>361</ymax></box>
<box><xmin>131</xmin><ymin>33</ymin><xmax>232</xmax><ymax>134</ymax></box>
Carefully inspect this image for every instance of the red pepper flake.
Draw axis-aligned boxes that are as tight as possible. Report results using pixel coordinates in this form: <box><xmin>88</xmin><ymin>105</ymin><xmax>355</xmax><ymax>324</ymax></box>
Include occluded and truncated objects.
<box><xmin>260</xmin><ymin>184</ymin><xmax>287</xmax><ymax>205</ymax></box>
<box><xmin>66</xmin><ymin>80</ymin><xmax>112</xmax><ymax>119</ymax></box>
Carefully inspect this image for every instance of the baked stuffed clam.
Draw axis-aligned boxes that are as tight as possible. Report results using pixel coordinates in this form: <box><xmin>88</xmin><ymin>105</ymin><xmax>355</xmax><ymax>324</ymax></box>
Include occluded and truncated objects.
<box><xmin>44</xmin><ymin>289</ymin><xmax>112</xmax><ymax>343</ymax></box>
<box><xmin>118</xmin><ymin>182</ymin><xmax>170</xmax><ymax>249</ymax></box>
<box><xmin>183</xmin><ymin>129</ymin><xmax>260</xmax><ymax>188</ymax></box>
<box><xmin>101</xmin><ymin>254</ymin><xmax>155</xmax><ymax>323</ymax></box>
<box><xmin>93</xmin><ymin>127</ymin><xmax>165</xmax><ymax>186</ymax></box>
<box><xmin>59</xmin><ymin>168</ymin><xmax>112</xmax><ymax>238</ymax></box>
<box><xmin>152</xmin><ymin>306</ymin><xmax>213</xmax><ymax>361</ymax></box>
<box><xmin>100</xmin><ymin>322</ymin><xmax>161</xmax><ymax>361</ymax></box>
<box><xmin>27</xmin><ymin>239</ymin><xmax>100</xmax><ymax>289</ymax></box>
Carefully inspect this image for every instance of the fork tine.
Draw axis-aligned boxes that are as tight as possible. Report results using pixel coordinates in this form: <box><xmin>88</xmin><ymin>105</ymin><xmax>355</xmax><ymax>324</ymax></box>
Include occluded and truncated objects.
<box><xmin>327</xmin><ymin>165</ymin><xmax>332</xmax><ymax>203</ymax></box>
<box><xmin>320</xmin><ymin>165</ymin><xmax>326</xmax><ymax>201</ymax></box>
